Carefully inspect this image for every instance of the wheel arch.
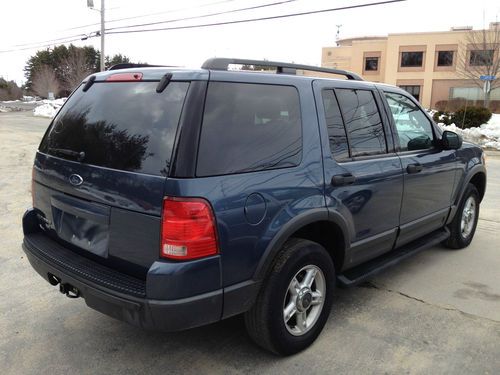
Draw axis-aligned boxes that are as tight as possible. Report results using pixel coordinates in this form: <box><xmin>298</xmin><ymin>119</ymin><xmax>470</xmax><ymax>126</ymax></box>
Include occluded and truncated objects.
<box><xmin>253</xmin><ymin>209</ymin><xmax>349</xmax><ymax>281</ymax></box>
<box><xmin>448</xmin><ymin>165</ymin><xmax>486</xmax><ymax>225</ymax></box>
<box><xmin>455</xmin><ymin>165</ymin><xmax>486</xmax><ymax>205</ymax></box>
<box><xmin>469</xmin><ymin>171</ymin><xmax>486</xmax><ymax>202</ymax></box>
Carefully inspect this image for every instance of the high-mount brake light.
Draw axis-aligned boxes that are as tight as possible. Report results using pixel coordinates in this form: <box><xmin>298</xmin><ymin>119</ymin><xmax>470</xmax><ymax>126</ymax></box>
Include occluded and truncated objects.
<box><xmin>160</xmin><ymin>197</ymin><xmax>219</xmax><ymax>260</ymax></box>
<box><xmin>106</xmin><ymin>72</ymin><xmax>143</xmax><ymax>81</ymax></box>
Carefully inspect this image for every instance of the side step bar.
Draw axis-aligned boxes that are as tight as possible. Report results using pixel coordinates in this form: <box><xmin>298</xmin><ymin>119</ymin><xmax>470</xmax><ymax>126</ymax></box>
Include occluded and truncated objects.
<box><xmin>337</xmin><ymin>228</ymin><xmax>450</xmax><ymax>287</ymax></box>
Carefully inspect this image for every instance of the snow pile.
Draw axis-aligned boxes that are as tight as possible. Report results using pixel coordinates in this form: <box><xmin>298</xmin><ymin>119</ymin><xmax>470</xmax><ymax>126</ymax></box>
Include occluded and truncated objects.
<box><xmin>33</xmin><ymin>98</ymin><xmax>67</xmax><ymax>118</ymax></box>
<box><xmin>22</xmin><ymin>96</ymin><xmax>39</xmax><ymax>103</ymax></box>
<box><xmin>0</xmin><ymin>106</ymin><xmax>11</xmax><ymax>113</ymax></box>
<box><xmin>426</xmin><ymin>109</ymin><xmax>437</xmax><ymax>118</ymax></box>
<box><xmin>438</xmin><ymin>113</ymin><xmax>500</xmax><ymax>150</ymax></box>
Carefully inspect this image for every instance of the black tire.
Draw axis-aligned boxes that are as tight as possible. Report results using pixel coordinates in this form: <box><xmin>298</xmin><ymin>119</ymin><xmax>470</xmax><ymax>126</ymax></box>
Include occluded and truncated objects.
<box><xmin>244</xmin><ymin>238</ymin><xmax>335</xmax><ymax>355</ymax></box>
<box><xmin>444</xmin><ymin>183</ymin><xmax>480</xmax><ymax>249</ymax></box>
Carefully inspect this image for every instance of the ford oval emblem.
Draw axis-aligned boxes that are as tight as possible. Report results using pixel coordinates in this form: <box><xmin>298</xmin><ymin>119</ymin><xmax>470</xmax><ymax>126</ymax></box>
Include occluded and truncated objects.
<box><xmin>69</xmin><ymin>174</ymin><xmax>83</xmax><ymax>186</ymax></box>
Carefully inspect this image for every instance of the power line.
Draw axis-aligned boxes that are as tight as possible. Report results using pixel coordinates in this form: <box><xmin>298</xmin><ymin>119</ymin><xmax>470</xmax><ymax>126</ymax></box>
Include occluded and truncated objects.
<box><xmin>106</xmin><ymin>0</ymin><xmax>406</xmax><ymax>35</ymax></box>
<box><xmin>0</xmin><ymin>0</ymin><xmax>291</xmax><ymax>52</ymax></box>
<box><xmin>6</xmin><ymin>33</ymin><xmax>91</xmax><ymax>49</ymax></box>
<box><xmin>61</xmin><ymin>0</ymin><xmax>242</xmax><ymax>31</ymax></box>
<box><xmin>0</xmin><ymin>35</ymin><xmax>94</xmax><ymax>54</ymax></box>
<box><xmin>0</xmin><ymin>0</ymin><xmax>405</xmax><ymax>54</ymax></box>
<box><xmin>106</xmin><ymin>0</ymin><xmax>298</xmax><ymax>32</ymax></box>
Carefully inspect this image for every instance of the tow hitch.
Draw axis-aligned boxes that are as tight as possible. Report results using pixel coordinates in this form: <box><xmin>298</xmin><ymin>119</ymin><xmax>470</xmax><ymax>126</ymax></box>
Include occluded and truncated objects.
<box><xmin>48</xmin><ymin>272</ymin><xmax>80</xmax><ymax>298</ymax></box>
<box><xmin>59</xmin><ymin>283</ymin><xmax>80</xmax><ymax>298</ymax></box>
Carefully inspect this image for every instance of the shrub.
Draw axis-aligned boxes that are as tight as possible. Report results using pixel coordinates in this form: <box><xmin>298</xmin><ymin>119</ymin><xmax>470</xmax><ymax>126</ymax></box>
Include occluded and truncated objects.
<box><xmin>451</xmin><ymin>106</ymin><xmax>492</xmax><ymax>128</ymax></box>
<box><xmin>435</xmin><ymin>98</ymin><xmax>468</xmax><ymax>112</ymax></box>
<box><xmin>434</xmin><ymin>99</ymin><xmax>500</xmax><ymax>114</ymax></box>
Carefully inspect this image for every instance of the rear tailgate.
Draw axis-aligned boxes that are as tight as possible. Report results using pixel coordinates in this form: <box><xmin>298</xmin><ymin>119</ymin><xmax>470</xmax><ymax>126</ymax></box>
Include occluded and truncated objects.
<box><xmin>32</xmin><ymin>74</ymin><xmax>192</xmax><ymax>277</ymax></box>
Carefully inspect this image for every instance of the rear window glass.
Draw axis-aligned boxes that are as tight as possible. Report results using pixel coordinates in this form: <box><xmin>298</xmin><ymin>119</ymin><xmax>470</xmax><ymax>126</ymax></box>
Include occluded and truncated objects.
<box><xmin>196</xmin><ymin>82</ymin><xmax>302</xmax><ymax>176</ymax></box>
<box><xmin>39</xmin><ymin>81</ymin><xmax>189</xmax><ymax>176</ymax></box>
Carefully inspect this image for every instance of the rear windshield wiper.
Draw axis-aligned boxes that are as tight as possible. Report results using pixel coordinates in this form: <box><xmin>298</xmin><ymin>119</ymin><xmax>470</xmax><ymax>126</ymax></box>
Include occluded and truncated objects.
<box><xmin>156</xmin><ymin>73</ymin><xmax>173</xmax><ymax>93</ymax></box>
<box><xmin>48</xmin><ymin>147</ymin><xmax>86</xmax><ymax>162</ymax></box>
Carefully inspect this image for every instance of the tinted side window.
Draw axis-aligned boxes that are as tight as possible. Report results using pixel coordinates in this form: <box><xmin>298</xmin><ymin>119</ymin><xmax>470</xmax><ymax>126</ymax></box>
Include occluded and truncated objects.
<box><xmin>321</xmin><ymin>90</ymin><xmax>349</xmax><ymax>160</ymax></box>
<box><xmin>197</xmin><ymin>82</ymin><xmax>301</xmax><ymax>176</ymax></box>
<box><xmin>335</xmin><ymin>89</ymin><xmax>386</xmax><ymax>157</ymax></box>
<box><xmin>384</xmin><ymin>92</ymin><xmax>434</xmax><ymax>151</ymax></box>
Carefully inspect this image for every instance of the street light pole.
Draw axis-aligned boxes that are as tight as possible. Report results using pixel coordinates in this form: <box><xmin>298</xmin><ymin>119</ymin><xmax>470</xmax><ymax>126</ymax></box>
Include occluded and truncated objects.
<box><xmin>87</xmin><ymin>0</ymin><xmax>105</xmax><ymax>71</ymax></box>
<box><xmin>100</xmin><ymin>0</ymin><xmax>105</xmax><ymax>71</ymax></box>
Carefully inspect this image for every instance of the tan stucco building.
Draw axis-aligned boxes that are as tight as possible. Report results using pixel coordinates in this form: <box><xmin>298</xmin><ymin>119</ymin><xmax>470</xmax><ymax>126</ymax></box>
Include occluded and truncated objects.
<box><xmin>321</xmin><ymin>24</ymin><xmax>499</xmax><ymax>109</ymax></box>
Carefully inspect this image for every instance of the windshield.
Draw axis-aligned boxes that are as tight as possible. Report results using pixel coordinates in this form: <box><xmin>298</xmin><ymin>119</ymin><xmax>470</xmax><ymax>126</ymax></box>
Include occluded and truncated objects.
<box><xmin>39</xmin><ymin>81</ymin><xmax>189</xmax><ymax>176</ymax></box>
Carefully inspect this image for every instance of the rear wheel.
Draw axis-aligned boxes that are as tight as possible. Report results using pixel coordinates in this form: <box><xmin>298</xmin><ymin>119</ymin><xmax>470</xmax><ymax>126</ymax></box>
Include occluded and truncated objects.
<box><xmin>444</xmin><ymin>183</ymin><xmax>480</xmax><ymax>249</ymax></box>
<box><xmin>244</xmin><ymin>238</ymin><xmax>335</xmax><ymax>355</ymax></box>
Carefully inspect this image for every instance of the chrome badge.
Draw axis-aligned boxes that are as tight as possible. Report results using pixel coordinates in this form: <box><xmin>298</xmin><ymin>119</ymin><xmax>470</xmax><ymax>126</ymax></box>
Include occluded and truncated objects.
<box><xmin>69</xmin><ymin>174</ymin><xmax>84</xmax><ymax>186</ymax></box>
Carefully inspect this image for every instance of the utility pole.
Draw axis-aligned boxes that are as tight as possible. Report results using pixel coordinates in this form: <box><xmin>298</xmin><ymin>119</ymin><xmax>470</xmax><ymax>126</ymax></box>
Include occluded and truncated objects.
<box><xmin>87</xmin><ymin>0</ymin><xmax>105</xmax><ymax>71</ymax></box>
<box><xmin>100</xmin><ymin>0</ymin><xmax>105</xmax><ymax>71</ymax></box>
<box><xmin>335</xmin><ymin>25</ymin><xmax>342</xmax><ymax>46</ymax></box>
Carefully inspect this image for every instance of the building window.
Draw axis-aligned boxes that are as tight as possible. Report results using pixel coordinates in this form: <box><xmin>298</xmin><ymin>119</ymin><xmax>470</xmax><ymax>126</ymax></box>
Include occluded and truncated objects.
<box><xmin>450</xmin><ymin>87</ymin><xmax>482</xmax><ymax>101</ymax></box>
<box><xmin>401</xmin><ymin>52</ymin><xmax>423</xmax><ymax>67</ymax></box>
<box><xmin>469</xmin><ymin>50</ymin><xmax>494</xmax><ymax>66</ymax></box>
<box><xmin>364</xmin><ymin>57</ymin><xmax>379</xmax><ymax>71</ymax></box>
<box><xmin>437</xmin><ymin>51</ymin><xmax>454</xmax><ymax>66</ymax></box>
<box><xmin>399</xmin><ymin>85</ymin><xmax>421</xmax><ymax>102</ymax></box>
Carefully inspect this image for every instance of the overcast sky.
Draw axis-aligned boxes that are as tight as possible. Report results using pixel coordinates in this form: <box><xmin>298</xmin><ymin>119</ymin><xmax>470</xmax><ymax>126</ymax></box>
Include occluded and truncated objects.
<box><xmin>1</xmin><ymin>0</ymin><xmax>499</xmax><ymax>84</ymax></box>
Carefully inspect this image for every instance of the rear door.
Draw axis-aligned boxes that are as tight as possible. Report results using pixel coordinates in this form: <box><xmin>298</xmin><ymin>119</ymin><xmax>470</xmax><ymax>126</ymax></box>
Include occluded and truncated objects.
<box><xmin>313</xmin><ymin>81</ymin><xmax>403</xmax><ymax>268</ymax></box>
<box><xmin>380</xmin><ymin>89</ymin><xmax>457</xmax><ymax>247</ymax></box>
<box><xmin>33</xmin><ymin>75</ymin><xmax>193</xmax><ymax>276</ymax></box>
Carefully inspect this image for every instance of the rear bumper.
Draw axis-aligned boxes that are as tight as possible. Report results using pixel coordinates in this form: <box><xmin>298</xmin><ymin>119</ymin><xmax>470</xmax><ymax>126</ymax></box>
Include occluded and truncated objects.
<box><xmin>22</xmin><ymin>233</ymin><xmax>223</xmax><ymax>332</ymax></box>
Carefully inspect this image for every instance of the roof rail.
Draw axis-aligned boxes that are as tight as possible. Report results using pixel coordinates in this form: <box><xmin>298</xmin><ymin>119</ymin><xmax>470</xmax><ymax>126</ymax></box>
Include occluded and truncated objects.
<box><xmin>107</xmin><ymin>63</ymin><xmax>168</xmax><ymax>71</ymax></box>
<box><xmin>201</xmin><ymin>58</ymin><xmax>363</xmax><ymax>81</ymax></box>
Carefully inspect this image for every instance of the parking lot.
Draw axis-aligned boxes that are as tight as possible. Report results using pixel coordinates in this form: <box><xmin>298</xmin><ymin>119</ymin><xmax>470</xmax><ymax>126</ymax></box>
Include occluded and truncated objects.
<box><xmin>1</xmin><ymin>111</ymin><xmax>499</xmax><ymax>374</ymax></box>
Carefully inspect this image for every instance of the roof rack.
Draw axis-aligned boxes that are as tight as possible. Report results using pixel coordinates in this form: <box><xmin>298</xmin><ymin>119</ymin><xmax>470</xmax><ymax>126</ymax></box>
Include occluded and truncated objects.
<box><xmin>107</xmin><ymin>63</ymin><xmax>168</xmax><ymax>71</ymax></box>
<box><xmin>201</xmin><ymin>58</ymin><xmax>363</xmax><ymax>81</ymax></box>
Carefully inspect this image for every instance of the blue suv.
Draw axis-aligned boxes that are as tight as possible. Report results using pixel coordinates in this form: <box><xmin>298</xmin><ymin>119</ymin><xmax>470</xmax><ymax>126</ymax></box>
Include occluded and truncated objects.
<box><xmin>23</xmin><ymin>58</ymin><xmax>486</xmax><ymax>355</ymax></box>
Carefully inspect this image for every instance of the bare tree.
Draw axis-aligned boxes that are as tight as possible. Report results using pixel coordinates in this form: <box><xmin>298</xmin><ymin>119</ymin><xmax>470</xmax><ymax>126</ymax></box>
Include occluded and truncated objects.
<box><xmin>60</xmin><ymin>48</ymin><xmax>93</xmax><ymax>91</ymax></box>
<box><xmin>32</xmin><ymin>65</ymin><xmax>60</xmax><ymax>98</ymax></box>
<box><xmin>457</xmin><ymin>23</ymin><xmax>500</xmax><ymax>107</ymax></box>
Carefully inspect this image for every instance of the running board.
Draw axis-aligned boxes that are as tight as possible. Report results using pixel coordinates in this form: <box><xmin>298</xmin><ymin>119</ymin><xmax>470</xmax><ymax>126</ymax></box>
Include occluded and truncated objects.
<box><xmin>337</xmin><ymin>228</ymin><xmax>450</xmax><ymax>288</ymax></box>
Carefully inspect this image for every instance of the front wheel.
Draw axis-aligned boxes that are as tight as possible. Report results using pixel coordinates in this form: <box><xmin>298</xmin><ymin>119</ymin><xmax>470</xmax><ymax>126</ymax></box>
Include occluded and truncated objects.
<box><xmin>244</xmin><ymin>238</ymin><xmax>335</xmax><ymax>355</ymax></box>
<box><xmin>444</xmin><ymin>183</ymin><xmax>480</xmax><ymax>249</ymax></box>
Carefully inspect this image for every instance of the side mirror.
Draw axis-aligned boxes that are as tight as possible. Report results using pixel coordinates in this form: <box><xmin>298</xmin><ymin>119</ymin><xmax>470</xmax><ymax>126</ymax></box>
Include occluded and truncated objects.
<box><xmin>441</xmin><ymin>130</ymin><xmax>462</xmax><ymax>150</ymax></box>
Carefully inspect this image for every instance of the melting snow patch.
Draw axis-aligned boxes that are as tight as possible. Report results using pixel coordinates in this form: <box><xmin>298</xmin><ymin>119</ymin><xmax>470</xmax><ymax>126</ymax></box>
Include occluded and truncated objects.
<box><xmin>438</xmin><ymin>114</ymin><xmax>500</xmax><ymax>150</ymax></box>
<box><xmin>33</xmin><ymin>98</ymin><xmax>67</xmax><ymax>118</ymax></box>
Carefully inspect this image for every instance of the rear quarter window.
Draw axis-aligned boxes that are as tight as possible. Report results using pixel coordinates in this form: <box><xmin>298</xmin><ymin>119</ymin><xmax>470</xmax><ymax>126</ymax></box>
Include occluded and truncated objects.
<box><xmin>196</xmin><ymin>82</ymin><xmax>302</xmax><ymax>176</ymax></box>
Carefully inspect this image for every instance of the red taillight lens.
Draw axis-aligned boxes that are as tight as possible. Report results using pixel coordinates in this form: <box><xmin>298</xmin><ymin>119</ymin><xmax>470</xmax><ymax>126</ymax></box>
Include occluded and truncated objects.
<box><xmin>160</xmin><ymin>197</ymin><xmax>219</xmax><ymax>260</ymax></box>
<box><xmin>106</xmin><ymin>72</ymin><xmax>143</xmax><ymax>81</ymax></box>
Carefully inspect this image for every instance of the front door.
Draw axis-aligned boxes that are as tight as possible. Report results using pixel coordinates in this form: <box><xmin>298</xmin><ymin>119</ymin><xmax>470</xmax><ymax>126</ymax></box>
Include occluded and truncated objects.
<box><xmin>381</xmin><ymin>89</ymin><xmax>457</xmax><ymax>247</ymax></box>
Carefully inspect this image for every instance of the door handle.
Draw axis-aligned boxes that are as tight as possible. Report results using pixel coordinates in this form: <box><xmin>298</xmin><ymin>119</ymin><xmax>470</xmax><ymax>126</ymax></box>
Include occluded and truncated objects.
<box><xmin>407</xmin><ymin>164</ymin><xmax>423</xmax><ymax>174</ymax></box>
<box><xmin>331</xmin><ymin>174</ymin><xmax>356</xmax><ymax>186</ymax></box>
